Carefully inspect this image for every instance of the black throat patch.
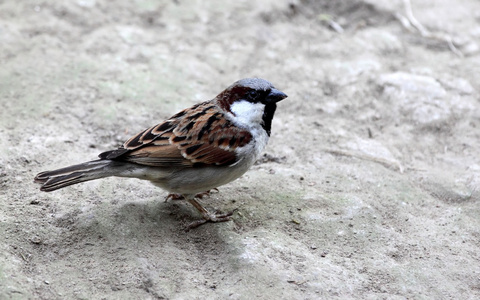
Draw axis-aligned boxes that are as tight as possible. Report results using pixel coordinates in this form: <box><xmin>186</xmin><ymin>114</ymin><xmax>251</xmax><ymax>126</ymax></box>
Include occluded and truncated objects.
<box><xmin>262</xmin><ymin>103</ymin><xmax>277</xmax><ymax>136</ymax></box>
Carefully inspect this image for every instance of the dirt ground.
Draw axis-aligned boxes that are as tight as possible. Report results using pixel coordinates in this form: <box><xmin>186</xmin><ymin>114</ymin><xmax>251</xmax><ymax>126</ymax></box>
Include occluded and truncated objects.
<box><xmin>1</xmin><ymin>0</ymin><xmax>480</xmax><ymax>299</ymax></box>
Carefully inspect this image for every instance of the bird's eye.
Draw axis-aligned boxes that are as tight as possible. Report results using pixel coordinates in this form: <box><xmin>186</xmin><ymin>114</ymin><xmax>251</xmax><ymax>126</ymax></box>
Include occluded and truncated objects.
<box><xmin>247</xmin><ymin>90</ymin><xmax>259</xmax><ymax>101</ymax></box>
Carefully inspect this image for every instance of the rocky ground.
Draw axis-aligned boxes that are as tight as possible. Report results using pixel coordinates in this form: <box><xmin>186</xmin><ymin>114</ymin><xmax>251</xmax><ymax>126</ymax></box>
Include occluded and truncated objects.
<box><xmin>1</xmin><ymin>0</ymin><xmax>480</xmax><ymax>299</ymax></box>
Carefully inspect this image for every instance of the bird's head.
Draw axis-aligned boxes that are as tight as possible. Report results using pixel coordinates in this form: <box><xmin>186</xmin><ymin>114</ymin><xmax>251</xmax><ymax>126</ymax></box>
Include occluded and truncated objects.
<box><xmin>217</xmin><ymin>78</ymin><xmax>287</xmax><ymax>136</ymax></box>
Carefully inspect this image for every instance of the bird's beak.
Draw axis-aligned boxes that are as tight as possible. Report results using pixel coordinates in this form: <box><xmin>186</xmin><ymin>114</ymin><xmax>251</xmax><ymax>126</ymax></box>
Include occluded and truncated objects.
<box><xmin>266</xmin><ymin>88</ymin><xmax>288</xmax><ymax>104</ymax></box>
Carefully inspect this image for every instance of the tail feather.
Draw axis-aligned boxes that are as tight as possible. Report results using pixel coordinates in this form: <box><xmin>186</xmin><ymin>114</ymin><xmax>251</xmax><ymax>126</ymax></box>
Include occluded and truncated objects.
<box><xmin>34</xmin><ymin>160</ymin><xmax>116</xmax><ymax>192</ymax></box>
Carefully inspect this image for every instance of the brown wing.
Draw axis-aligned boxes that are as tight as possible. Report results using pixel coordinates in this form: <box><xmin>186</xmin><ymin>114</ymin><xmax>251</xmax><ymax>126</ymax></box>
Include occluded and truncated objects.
<box><xmin>98</xmin><ymin>101</ymin><xmax>252</xmax><ymax>168</ymax></box>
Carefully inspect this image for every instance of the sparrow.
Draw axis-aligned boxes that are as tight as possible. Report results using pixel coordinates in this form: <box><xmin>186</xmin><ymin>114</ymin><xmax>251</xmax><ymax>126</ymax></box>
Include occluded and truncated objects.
<box><xmin>34</xmin><ymin>78</ymin><xmax>287</xmax><ymax>227</ymax></box>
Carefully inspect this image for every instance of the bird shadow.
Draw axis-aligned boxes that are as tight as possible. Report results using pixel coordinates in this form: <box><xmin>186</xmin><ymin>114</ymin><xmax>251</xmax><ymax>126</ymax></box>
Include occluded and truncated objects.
<box><xmin>40</xmin><ymin>196</ymin><xmax>235</xmax><ymax>260</ymax></box>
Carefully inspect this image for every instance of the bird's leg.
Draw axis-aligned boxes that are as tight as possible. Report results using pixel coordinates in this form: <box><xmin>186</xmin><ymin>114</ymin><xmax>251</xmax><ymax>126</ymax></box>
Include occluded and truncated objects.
<box><xmin>164</xmin><ymin>188</ymin><xmax>219</xmax><ymax>202</ymax></box>
<box><xmin>199</xmin><ymin>187</ymin><xmax>219</xmax><ymax>197</ymax></box>
<box><xmin>186</xmin><ymin>197</ymin><xmax>233</xmax><ymax>229</ymax></box>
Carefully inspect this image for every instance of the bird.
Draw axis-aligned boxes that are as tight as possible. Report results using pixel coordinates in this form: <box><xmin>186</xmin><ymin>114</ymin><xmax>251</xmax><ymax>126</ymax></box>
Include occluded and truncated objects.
<box><xmin>34</xmin><ymin>78</ymin><xmax>287</xmax><ymax>227</ymax></box>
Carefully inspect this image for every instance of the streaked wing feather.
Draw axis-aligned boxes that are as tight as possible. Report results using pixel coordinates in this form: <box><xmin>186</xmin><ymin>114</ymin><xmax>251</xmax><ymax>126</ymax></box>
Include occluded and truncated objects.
<box><xmin>100</xmin><ymin>101</ymin><xmax>252</xmax><ymax>168</ymax></box>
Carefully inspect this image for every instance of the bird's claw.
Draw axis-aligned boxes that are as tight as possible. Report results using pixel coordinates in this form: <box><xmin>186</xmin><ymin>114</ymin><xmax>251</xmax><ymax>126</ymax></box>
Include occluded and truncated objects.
<box><xmin>187</xmin><ymin>209</ymin><xmax>235</xmax><ymax>230</ymax></box>
<box><xmin>164</xmin><ymin>193</ymin><xmax>184</xmax><ymax>202</ymax></box>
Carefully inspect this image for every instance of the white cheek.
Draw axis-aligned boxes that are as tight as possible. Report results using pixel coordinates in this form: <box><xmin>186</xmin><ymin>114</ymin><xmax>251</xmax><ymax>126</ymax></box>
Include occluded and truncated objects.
<box><xmin>230</xmin><ymin>100</ymin><xmax>265</xmax><ymax>128</ymax></box>
<box><xmin>229</xmin><ymin>100</ymin><xmax>269</xmax><ymax>163</ymax></box>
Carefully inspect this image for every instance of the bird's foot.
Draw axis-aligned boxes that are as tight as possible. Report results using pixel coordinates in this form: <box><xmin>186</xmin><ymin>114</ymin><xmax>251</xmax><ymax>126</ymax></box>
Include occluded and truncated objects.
<box><xmin>164</xmin><ymin>193</ymin><xmax>184</xmax><ymax>202</ymax></box>
<box><xmin>186</xmin><ymin>198</ymin><xmax>234</xmax><ymax>229</ymax></box>
<box><xmin>187</xmin><ymin>210</ymin><xmax>234</xmax><ymax>229</ymax></box>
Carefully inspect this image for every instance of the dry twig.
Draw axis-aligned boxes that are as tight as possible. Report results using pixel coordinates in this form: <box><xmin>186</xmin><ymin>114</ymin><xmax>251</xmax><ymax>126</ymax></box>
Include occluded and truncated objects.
<box><xmin>325</xmin><ymin>148</ymin><xmax>404</xmax><ymax>173</ymax></box>
<box><xmin>395</xmin><ymin>0</ymin><xmax>463</xmax><ymax>57</ymax></box>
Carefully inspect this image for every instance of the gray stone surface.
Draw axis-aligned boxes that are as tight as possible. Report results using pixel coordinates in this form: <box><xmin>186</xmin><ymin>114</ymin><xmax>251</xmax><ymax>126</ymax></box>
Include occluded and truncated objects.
<box><xmin>1</xmin><ymin>0</ymin><xmax>479</xmax><ymax>299</ymax></box>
